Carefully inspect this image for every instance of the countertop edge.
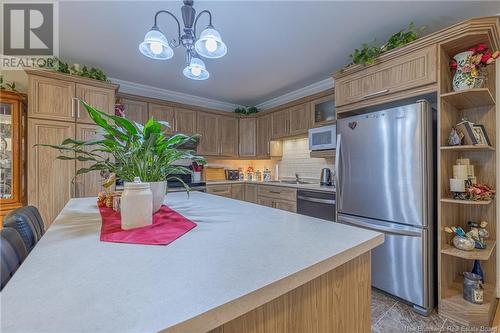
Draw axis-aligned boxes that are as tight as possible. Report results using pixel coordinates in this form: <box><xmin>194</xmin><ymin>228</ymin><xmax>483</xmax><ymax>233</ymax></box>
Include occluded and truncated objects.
<box><xmin>162</xmin><ymin>233</ymin><xmax>384</xmax><ymax>333</ymax></box>
<box><xmin>205</xmin><ymin>180</ymin><xmax>336</xmax><ymax>193</ymax></box>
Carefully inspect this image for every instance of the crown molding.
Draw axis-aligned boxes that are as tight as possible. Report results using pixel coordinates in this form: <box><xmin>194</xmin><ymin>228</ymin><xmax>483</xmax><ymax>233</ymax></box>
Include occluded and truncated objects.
<box><xmin>256</xmin><ymin>78</ymin><xmax>334</xmax><ymax>110</ymax></box>
<box><xmin>109</xmin><ymin>77</ymin><xmax>241</xmax><ymax>112</ymax></box>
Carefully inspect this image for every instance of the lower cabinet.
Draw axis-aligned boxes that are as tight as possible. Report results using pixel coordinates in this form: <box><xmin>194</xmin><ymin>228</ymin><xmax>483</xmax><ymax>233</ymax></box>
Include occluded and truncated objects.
<box><xmin>245</xmin><ymin>184</ymin><xmax>258</xmax><ymax>203</ymax></box>
<box><xmin>206</xmin><ymin>184</ymin><xmax>232</xmax><ymax>198</ymax></box>
<box><xmin>274</xmin><ymin>200</ymin><xmax>297</xmax><ymax>213</ymax></box>
<box><xmin>257</xmin><ymin>197</ymin><xmax>274</xmax><ymax>208</ymax></box>
<box><xmin>231</xmin><ymin>184</ymin><xmax>245</xmax><ymax>201</ymax></box>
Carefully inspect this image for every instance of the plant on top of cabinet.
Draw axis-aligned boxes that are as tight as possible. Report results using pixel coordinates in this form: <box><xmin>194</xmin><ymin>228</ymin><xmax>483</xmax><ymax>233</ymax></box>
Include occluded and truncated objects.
<box><xmin>347</xmin><ymin>22</ymin><xmax>423</xmax><ymax>66</ymax></box>
<box><xmin>234</xmin><ymin>106</ymin><xmax>259</xmax><ymax>116</ymax></box>
<box><xmin>0</xmin><ymin>75</ymin><xmax>18</xmax><ymax>92</ymax></box>
<box><xmin>38</xmin><ymin>57</ymin><xmax>108</xmax><ymax>82</ymax></box>
<box><xmin>37</xmin><ymin>100</ymin><xmax>205</xmax><ymax>187</ymax></box>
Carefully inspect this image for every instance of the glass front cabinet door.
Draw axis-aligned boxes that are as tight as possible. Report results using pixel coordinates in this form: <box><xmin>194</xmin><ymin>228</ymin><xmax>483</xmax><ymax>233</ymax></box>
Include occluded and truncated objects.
<box><xmin>0</xmin><ymin>90</ymin><xmax>26</xmax><ymax>223</ymax></box>
<box><xmin>310</xmin><ymin>94</ymin><xmax>336</xmax><ymax>128</ymax></box>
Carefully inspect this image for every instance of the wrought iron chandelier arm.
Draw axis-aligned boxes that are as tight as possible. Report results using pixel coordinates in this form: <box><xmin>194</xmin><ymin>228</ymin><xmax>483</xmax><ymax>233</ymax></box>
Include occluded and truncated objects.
<box><xmin>193</xmin><ymin>10</ymin><xmax>213</xmax><ymax>39</ymax></box>
<box><xmin>154</xmin><ymin>10</ymin><xmax>182</xmax><ymax>47</ymax></box>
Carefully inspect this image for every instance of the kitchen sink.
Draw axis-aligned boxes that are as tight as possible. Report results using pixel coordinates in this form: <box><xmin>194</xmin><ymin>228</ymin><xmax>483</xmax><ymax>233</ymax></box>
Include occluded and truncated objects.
<box><xmin>268</xmin><ymin>180</ymin><xmax>315</xmax><ymax>185</ymax></box>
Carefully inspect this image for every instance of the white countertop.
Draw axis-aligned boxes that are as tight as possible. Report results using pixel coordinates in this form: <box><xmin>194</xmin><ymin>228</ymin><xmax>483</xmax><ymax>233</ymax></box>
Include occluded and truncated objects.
<box><xmin>1</xmin><ymin>193</ymin><xmax>381</xmax><ymax>333</ymax></box>
<box><xmin>206</xmin><ymin>180</ymin><xmax>336</xmax><ymax>193</ymax></box>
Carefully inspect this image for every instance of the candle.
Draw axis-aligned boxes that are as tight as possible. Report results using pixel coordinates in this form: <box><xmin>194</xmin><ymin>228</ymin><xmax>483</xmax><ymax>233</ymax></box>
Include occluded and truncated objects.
<box><xmin>453</xmin><ymin>165</ymin><xmax>468</xmax><ymax>179</ymax></box>
<box><xmin>467</xmin><ymin>165</ymin><xmax>475</xmax><ymax>178</ymax></box>
<box><xmin>456</xmin><ymin>158</ymin><xmax>470</xmax><ymax>165</ymax></box>
<box><xmin>450</xmin><ymin>178</ymin><xmax>466</xmax><ymax>192</ymax></box>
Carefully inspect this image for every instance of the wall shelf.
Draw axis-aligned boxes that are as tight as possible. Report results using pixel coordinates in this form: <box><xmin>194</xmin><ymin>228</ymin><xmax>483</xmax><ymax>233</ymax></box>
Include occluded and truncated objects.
<box><xmin>440</xmin><ymin>198</ymin><xmax>492</xmax><ymax>205</ymax></box>
<box><xmin>440</xmin><ymin>145</ymin><xmax>495</xmax><ymax>151</ymax></box>
<box><xmin>441</xmin><ymin>240</ymin><xmax>495</xmax><ymax>261</ymax></box>
<box><xmin>440</xmin><ymin>88</ymin><xmax>495</xmax><ymax>109</ymax></box>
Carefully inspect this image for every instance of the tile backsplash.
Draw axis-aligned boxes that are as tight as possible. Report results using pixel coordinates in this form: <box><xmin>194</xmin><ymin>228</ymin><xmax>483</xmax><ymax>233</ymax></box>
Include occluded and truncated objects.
<box><xmin>205</xmin><ymin>138</ymin><xmax>333</xmax><ymax>182</ymax></box>
<box><xmin>277</xmin><ymin>138</ymin><xmax>334</xmax><ymax>180</ymax></box>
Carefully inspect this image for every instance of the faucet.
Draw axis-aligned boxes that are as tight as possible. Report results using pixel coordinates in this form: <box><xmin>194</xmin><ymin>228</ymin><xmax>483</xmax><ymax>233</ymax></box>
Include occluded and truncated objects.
<box><xmin>295</xmin><ymin>173</ymin><xmax>300</xmax><ymax>183</ymax></box>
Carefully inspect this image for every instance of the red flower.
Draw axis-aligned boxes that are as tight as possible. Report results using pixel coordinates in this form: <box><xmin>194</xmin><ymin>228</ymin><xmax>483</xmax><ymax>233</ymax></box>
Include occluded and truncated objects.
<box><xmin>481</xmin><ymin>53</ymin><xmax>491</xmax><ymax>64</ymax></box>
<box><xmin>476</xmin><ymin>43</ymin><xmax>488</xmax><ymax>53</ymax></box>
<box><xmin>450</xmin><ymin>59</ymin><xmax>457</xmax><ymax>70</ymax></box>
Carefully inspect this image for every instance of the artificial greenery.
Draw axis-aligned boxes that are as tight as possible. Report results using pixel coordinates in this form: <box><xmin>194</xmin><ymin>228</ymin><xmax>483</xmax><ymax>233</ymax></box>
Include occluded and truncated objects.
<box><xmin>234</xmin><ymin>106</ymin><xmax>259</xmax><ymax>115</ymax></box>
<box><xmin>39</xmin><ymin>57</ymin><xmax>108</xmax><ymax>82</ymax></box>
<box><xmin>0</xmin><ymin>75</ymin><xmax>17</xmax><ymax>92</ymax></box>
<box><xmin>37</xmin><ymin>101</ymin><xmax>205</xmax><ymax>190</ymax></box>
<box><xmin>348</xmin><ymin>22</ymin><xmax>423</xmax><ymax>66</ymax></box>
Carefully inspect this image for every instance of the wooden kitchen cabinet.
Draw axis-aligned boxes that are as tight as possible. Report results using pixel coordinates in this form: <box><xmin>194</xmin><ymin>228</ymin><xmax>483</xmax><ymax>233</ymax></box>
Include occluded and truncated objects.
<box><xmin>148</xmin><ymin>103</ymin><xmax>175</xmax><ymax>132</ymax></box>
<box><xmin>257</xmin><ymin>197</ymin><xmax>274</xmax><ymax>208</ymax></box>
<box><xmin>27</xmin><ymin>118</ymin><xmax>76</xmax><ymax>227</ymax></box>
<box><xmin>274</xmin><ymin>200</ymin><xmax>297</xmax><ymax>213</ymax></box>
<box><xmin>174</xmin><ymin>108</ymin><xmax>197</xmax><ymax>135</ymax></box>
<box><xmin>334</xmin><ymin>45</ymin><xmax>437</xmax><ymax>109</ymax></box>
<box><xmin>75</xmin><ymin>83</ymin><xmax>115</xmax><ymax>124</ymax></box>
<box><xmin>245</xmin><ymin>184</ymin><xmax>258</xmax><ymax>203</ymax></box>
<box><xmin>197</xmin><ymin>112</ymin><xmax>219</xmax><ymax>155</ymax></box>
<box><xmin>238</xmin><ymin>118</ymin><xmax>256</xmax><ymax>157</ymax></box>
<box><xmin>231</xmin><ymin>183</ymin><xmax>245</xmax><ymax>201</ymax></box>
<box><xmin>271</xmin><ymin>109</ymin><xmax>289</xmax><ymax>139</ymax></box>
<box><xmin>75</xmin><ymin>124</ymin><xmax>103</xmax><ymax>198</ymax></box>
<box><xmin>257</xmin><ymin>185</ymin><xmax>297</xmax><ymax>213</ymax></box>
<box><xmin>288</xmin><ymin>103</ymin><xmax>309</xmax><ymax>135</ymax></box>
<box><xmin>218</xmin><ymin>116</ymin><xmax>238</xmax><ymax>157</ymax></box>
<box><xmin>206</xmin><ymin>184</ymin><xmax>232</xmax><ymax>198</ymax></box>
<box><xmin>28</xmin><ymin>75</ymin><xmax>76</xmax><ymax>122</ymax></box>
<box><xmin>256</xmin><ymin>115</ymin><xmax>272</xmax><ymax>157</ymax></box>
<box><xmin>121</xmin><ymin>98</ymin><xmax>148</xmax><ymax>124</ymax></box>
<box><xmin>310</xmin><ymin>94</ymin><xmax>335</xmax><ymax>127</ymax></box>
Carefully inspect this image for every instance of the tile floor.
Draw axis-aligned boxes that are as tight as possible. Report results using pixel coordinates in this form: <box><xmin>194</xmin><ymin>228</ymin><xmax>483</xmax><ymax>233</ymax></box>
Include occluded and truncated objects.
<box><xmin>371</xmin><ymin>289</ymin><xmax>486</xmax><ymax>332</ymax></box>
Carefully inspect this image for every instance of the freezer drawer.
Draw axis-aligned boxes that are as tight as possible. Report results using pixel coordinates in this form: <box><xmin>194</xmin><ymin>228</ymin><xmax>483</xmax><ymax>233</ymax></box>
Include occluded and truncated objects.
<box><xmin>338</xmin><ymin>214</ymin><xmax>433</xmax><ymax>312</ymax></box>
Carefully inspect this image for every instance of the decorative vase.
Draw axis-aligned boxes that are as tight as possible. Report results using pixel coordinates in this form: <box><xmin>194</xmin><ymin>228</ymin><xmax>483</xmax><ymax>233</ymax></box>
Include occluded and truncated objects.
<box><xmin>471</xmin><ymin>260</ymin><xmax>484</xmax><ymax>283</ymax></box>
<box><xmin>452</xmin><ymin>51</ymin><xmax>481</xmax><ymax>91</ymax></box>
<box><xmin>150</xmin><ymin>181</ymin><xmax>167</xmax><ymax>213</ymax></box>
<box><xmin>452</xmin><ymin>235</ymin><xmax>475</xmax><ymax>251</ymax></box>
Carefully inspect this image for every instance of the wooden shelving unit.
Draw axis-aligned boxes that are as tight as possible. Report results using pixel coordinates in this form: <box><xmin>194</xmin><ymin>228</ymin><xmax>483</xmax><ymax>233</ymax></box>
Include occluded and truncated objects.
<box><xmin>437</xmin><ymin>28</ymin><xmax>499</xmax><ymax>327</ymax></box>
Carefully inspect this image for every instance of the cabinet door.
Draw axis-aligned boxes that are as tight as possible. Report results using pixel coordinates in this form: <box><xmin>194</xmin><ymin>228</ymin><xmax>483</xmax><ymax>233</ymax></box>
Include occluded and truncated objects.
<box><xmin>29</xmin><ymin>75</ymin><xmax>76</xmax><ymax>122</ymax></box>
<box><xmin>289</xmin><ymin>103</ymin><xmax>310</xmax><ymax>135</ymax></box>
<box><xmin>231</xmin><ymin>184</ymin><xmax>245</xmax><ymax>201</ymax></box>
<box><xmin>206</xmin><ymin>184</ymin><xmax>232</xmax><ymax>198</ymax></box>
<box><xmin>149</xmin><ymin>103</ymin><xmax>175</xmax><ymax>133</ymax></box>
<box><xmin>121</xmin><ymin>98</ymin><xmax>148</xmax><ymax>125</ymax></box>
<box><xmin>75</xmin><ymin>124</ymin><xmax>103</xmax><ymax>198</ymax></box>
<box><xmin>197</xmin><ymin>112</ymin><xmax>219</xmax><ymax>155</ymax></box>
<box><xmin>256</xmin><ymin>115</ymin><xmax>272</xmax><ymax>157</ymax></box>
<box><xmin>219</xmin><ymin>116</ymin><xmax>238</xmax><ymax>157</ymax></box>
<box><xmin>257</xmin><ymin>197</ymin><xmax>274</xmax><ymax>208</ymax></box>
<box><xmin>28</xmin><ymin>119</ymin><xmax>76</xmax><ymax>227</ymax></box>
<box><xmin>238</xmin><ymin>118</ymin><xmax>256</xmax><ymax>157</ymax></box>
<box><xmin>75</xmin><ymin>84</ymin><xmax>115</xmax><ymax>124</ymax></box>
<box><xmin>274</xmin><ymin>200</ymin><xmax>297</xmax><ymax>213</ymax></box>
<box><xmin>271</xmin><ymin>109</ymin><xmax>289</xmax><ymax>139</ymax></box>
<box><xmin>174</xmin><ymin>108</ymin><xmax>196</xmax><ymax>134</ymax></box>
<box><xmin>310</xmin><ymin>95</ymin><xmax>335</xmax><ymax>127</ymax></box>
<box><xmin>245</xmin><ymin>184</ymin><xmax>258</xmax><ymax>203</ymax></box>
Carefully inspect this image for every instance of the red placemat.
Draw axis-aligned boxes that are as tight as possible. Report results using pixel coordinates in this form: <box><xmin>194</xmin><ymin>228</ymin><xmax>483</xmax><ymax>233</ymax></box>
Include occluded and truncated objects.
<box><xmin>99</xmin><ymin>204</ymin><xmax>197</xmax><ymax>246</ymax></box>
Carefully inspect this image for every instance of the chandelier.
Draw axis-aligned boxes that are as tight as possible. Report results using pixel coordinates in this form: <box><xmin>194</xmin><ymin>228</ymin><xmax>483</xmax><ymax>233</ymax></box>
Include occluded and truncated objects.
<box><xmin>139</xmin><ymin>0</ymin><xmax>227</xmax><ymax>81</ymax></box>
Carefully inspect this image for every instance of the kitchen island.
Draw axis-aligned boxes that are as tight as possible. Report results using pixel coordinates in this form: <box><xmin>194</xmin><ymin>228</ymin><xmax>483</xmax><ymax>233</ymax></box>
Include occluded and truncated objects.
<box><xmin>1</xmin><ymin>192</ymin><xmax>383</xmax><ymax>333</ymax></box>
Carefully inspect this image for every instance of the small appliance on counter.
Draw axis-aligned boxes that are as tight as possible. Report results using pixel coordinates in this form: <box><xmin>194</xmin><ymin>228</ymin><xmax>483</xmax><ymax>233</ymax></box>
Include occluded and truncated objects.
<box><xmin>320</xmin><ymin>168</ymin><xmax>333</xmax><ymax>186</ymax></box>
<box><xmin>225</xmin><ymin>169</ymin><xmax>239</xmax><ymax>181</ymax></box>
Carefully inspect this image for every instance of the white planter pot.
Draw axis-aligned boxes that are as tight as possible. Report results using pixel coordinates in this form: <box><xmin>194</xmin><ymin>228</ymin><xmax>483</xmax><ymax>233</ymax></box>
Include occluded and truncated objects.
<box><xmin>150</xmin><ymin>181</ymin><xmax>167</xmax><ymax>213</ymax></box>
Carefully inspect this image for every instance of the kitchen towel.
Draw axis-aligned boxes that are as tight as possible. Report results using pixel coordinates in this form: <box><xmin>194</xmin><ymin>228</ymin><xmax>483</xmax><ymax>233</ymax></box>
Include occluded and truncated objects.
<box><xmin>99</xmin><ymin>205</ymin><xmax>197</xmax><ymax>246</ymax></box>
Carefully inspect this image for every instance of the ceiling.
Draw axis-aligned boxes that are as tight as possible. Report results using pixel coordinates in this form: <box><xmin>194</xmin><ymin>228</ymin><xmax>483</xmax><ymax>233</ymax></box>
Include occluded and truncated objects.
<box><xmin>59</xmin><ymin>1</ymin><xmax>500</xmax><ymax>106</ymax></box>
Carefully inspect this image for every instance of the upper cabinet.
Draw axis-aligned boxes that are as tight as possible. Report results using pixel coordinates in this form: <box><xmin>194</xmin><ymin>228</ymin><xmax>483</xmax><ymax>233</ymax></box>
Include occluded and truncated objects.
<box><xmin>75</xmin><ymin>84</ymin><xmax>115</xmax><ymax>124</ymax></box>
<box><xmin>148</xmin><ymin>103</ymin><xmax>175</xmax><ymax>132</ymax></box>
<box><xmin>256</xmin><ymin>115</ymin><xmax>272</xmax><ymax>157</ymax></box>
<box><xmin>334</xmin><ymin>45</ymin><xmax>437</xmax><ymax>112</ymax></box>
<box><xmin>288</xmin><ymin>103</ymin><xmax>310</xmax><ymax>135</ymax></box>
<box><xmin>197</xmin><ymin>112</ymin><xmax>219</xmax><ymax>155</ymax></box>
<box><xmin>174</xmin><ymin>108</ymin><xmax>196</xmax><ymax>135</ymax></box>
<box><xmin>218</xmin><ymin>116</ymin><xmax>238</xmax><ymax>157</ymax></box>
<box><xmin>238</xmin><ymin>118</ymin><xmax>256</xmax><ymax>157</ymax></box>
<box><xmin>271</xmin><ymin>109</ymin><xmax>289</xmax><ymax>139</ymax></box>
<box><xmin>121</xmin><ymin>98</ymin><xmax>148</xmax><ymax>124</ymax></box>
<box><xmin>310</xmin><ymin>94</ymin><xmax>335</xmax><ymax>127</ymax></box>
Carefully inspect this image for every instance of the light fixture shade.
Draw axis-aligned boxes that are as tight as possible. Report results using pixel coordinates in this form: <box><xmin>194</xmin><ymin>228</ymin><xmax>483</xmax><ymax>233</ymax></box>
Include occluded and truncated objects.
<box><xmin>183</xmin><ymin>56</ymin><xmax>209</xmax><ymax>80</ymax></box>
<box><xmin>139</xmin><ymin>27</ymin><xmax>174</xmax><ymax>60</ymax></box>
<box><xmin>195</xmin><ymin>27</ymin><xmax>227</xmax><ymax>59</ymax></box>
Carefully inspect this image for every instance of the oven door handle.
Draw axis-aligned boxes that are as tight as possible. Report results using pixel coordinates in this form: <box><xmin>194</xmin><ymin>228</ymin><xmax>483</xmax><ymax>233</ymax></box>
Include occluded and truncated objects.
<box><xmin>297</xmin><ymin>196</ymin><xmax>335</xmax><ymax>205</ymax></box>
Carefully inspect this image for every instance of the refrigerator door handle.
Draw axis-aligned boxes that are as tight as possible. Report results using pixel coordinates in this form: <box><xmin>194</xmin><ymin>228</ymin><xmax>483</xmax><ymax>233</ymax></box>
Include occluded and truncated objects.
<box><xmin>339</xmin><ymin>215</ymin><xmax>422</xmax><ymax>237</ymax></box>
<box><xmin>334</xmin><ymin>134</ymin><xmax>341</xmax><ymax>206</ymax></box>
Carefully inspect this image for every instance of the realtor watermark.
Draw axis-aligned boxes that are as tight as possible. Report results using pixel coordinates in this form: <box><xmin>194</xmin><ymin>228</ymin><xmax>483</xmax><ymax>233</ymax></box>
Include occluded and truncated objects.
<box><xmin>1</xmin><ymin>0</ymin><xmax>59</xmax><ymax>70</ymax></box>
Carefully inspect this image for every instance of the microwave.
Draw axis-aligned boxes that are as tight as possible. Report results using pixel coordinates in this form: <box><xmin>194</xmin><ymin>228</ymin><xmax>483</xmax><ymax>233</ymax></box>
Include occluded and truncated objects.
<box><xmin>308</xmin><ymin>125</ymin><xmax>336</xmax><ymax>151</ymax></box>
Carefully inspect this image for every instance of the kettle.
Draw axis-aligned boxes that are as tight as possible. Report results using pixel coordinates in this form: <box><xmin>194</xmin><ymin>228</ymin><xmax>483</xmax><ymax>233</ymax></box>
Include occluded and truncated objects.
<box><xmin>320</xmin><ymin>168</ymin><xmax>332</xmax><ymax>186</ymax></box>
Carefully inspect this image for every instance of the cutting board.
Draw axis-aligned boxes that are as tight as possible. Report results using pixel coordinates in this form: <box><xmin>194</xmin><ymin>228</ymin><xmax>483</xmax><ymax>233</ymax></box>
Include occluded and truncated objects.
<box><xmin>205</xmin><ymin>167</ymin><xmax>226</xmax><ymax>181</ymax></box>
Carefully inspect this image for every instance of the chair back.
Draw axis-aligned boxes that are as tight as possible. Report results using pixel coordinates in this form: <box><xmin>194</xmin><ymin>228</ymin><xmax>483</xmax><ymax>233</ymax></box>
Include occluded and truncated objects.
<box><xmin>3</xmin><ymin>206</ymin><xmax>45</xmax><ymax>252</ymax></box>
<box><xmin>1</xmin><ymin>227</ymin><xmax>28</xmax><ymax>290</ymax></box>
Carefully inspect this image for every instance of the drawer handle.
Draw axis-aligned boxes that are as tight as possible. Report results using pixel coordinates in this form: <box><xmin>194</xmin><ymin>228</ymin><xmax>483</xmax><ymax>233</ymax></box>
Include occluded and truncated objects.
<box><xmin>211</xmin><ymin>189</ymin><xmax>227</xmax><ymax>193</ymax></box>
<box><xmin>269</xmin><ymin>190</ymin><xmax>281</xmax><ymax>194</ymax></box>
<box><xmin>363</xmin><ymin>89</ymin><xmax>389</xmax><ymax>98</ymax></box>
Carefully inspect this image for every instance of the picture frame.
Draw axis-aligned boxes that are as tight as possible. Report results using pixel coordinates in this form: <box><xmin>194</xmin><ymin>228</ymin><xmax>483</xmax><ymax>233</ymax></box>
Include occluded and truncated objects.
<box><xmin>472</xmin><ymin>124</ymin><xmax>491</xmax><ymax>146</ymax></box>
<box><xmin>455</xmin><ymin>120</ymin><xmax>478</xmax><ymax>145</ymax></box>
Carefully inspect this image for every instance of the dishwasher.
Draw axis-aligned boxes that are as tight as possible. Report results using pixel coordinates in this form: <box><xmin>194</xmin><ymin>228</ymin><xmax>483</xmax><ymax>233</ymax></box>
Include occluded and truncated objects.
<box><xmin>297</xmin><ymin>190</ymin><xmax>336</xmax><ymax>222</ymax></box>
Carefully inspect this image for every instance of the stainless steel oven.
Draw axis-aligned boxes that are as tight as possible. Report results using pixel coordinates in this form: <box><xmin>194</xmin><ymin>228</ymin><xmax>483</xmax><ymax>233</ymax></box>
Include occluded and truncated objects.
<box><xmin>297</xmin><ymin>190</ymin><xmax>336</xmax><ymax>222</ymax></box>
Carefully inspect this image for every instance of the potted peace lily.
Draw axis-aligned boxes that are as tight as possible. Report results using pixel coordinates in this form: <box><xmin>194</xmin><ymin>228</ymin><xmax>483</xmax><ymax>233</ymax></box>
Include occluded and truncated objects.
<box><xmin>40</xmin><ymin>100</ymin><xmax>204</xmax><ymax>212</ymax></box>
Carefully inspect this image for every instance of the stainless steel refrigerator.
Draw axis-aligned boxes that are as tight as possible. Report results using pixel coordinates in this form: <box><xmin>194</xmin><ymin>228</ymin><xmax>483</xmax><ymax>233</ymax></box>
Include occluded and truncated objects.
<box><xmin>335</xmin><ymin>100</ymin><xmax>434</xmax><ymax>315</ymax></box>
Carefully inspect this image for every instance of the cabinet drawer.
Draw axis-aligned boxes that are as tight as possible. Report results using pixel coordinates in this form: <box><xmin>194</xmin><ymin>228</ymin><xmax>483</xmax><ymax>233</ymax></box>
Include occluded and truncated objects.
<box><xmin>335</xmin><ymin>45</ymin><xmax>437</xmax><ymax>107</ymax></box>
<box><xmin>231</xmin><ymin>184</ymin><xmax>245</xmax><ymax>201</ymax></box>
<box><xmin>258</xmin><ymin>185</ymin><xmax>297</xmax><ymax>202</ymax></box>
<box><xmin>274</xmin><ymin>200</ymin><xmax>297</xmax><ymax>213</ymax></box>
<box><xmin>207</xmin><ymin>184</ymin><xmax>232</xmax><ymax>197</ymax></box>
